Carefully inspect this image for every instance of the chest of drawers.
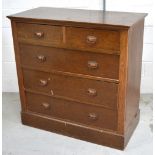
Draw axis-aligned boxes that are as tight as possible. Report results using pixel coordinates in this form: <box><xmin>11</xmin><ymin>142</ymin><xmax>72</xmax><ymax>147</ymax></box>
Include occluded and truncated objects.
<box><xmin>8</xmin><ymin>7</ymin><xmax>147</xmax><ymax>150</ymax></box>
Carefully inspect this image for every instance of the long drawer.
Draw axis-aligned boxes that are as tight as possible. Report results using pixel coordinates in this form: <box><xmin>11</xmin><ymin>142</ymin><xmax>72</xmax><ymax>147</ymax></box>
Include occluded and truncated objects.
<box><xmin>26</xmin><ymin>92</ymin><xmax>118</xmax><ymax>131</ymax></box>
<box><xmin>20</xmin><ymin>44</ymin><xmax>119</xmax><ymax>80</ymax></box>
<box><xmin>23</xmin><ymin>69</ymin><xmax>118</xmax><ymax>110</ymax></box>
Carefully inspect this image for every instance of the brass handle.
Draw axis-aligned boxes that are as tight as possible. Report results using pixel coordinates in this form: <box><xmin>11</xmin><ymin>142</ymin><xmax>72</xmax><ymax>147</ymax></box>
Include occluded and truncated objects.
<box><xmin>88</xmin><ymin>113</ymin><xmax>98</xmax><ymax>120</ymax></box>
<box><xmin>39</xmin><ymin>79</ymin><xmax>48</xmax><ymax>86</ymax></box>
<box><xmin>41</xmin><ymin>102</ymin><xmax>50</xmax><ymax>109</ymax></box>
<box><xmin>87</xmin><ymin>61</ymin><xmax>98</xmax><ymax>69</ymax></box>
<box><xmin>87</xmin><ymin>88</ymin><xmax>97</xmax><ymax>96</ymax></box>
<box><xmin>37</xmin><ymin>55</ymin><xmax>46</xmax><ymax>62</ymax></box>
<box><xmin>86</xmin><ymin>35</ymin><xmax>97</xmax><ymax>44</ymax></box>
<box><xmin>34</xmin><ymin>32</ymin><xmax>44</xmax><ymax>38</ymax></box>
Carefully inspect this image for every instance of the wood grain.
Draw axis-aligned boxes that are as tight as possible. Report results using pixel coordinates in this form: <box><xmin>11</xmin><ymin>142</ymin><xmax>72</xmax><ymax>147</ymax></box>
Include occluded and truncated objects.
<box><xmin>117</xmin><ymin>20</ymin><xmax>145</xmax><ymax>147</ymax></box>
<box><xmin>117</xmin><ymin>30</ymin><xmax>128</xmax><ymax>134</ymax></box>
<box><xmin>8</xmin><ymin>7</ymin><xmax>146</xmax><ymax>150</ymax></box>
<box><xmin>20</xmin><ymin>44</ymin><xmax>119</xmax><ymax>80</ymax></box>
<box><xmin>11</xmin><ymin>21</ymin><xmax>27</xmax><ymax>111</ymax></box>
<box><xmin>22</xmin><ymin>111</ymin><xmax>124</xmax><ymax>150</ymax></box>
<box><xmin>23</xmin><ymin>69</ymin><xmax>118</xmax><ymax>110</ymax></box>
<box><xmin>26</xmin><ymin>92</ymin><xmax>118</xmax><ymax>131</ymax></box>
<box><xmin>17</xmin><ymin>23</ymin><xmax>63</xmax><ymax>45</ymax></box>
<box><xmin>7</xmin><ymin>7</ymin><xmax>147</xmax><ymax>29</ymax></box>
<box><xmin>66</xmin><ymin>27</ymin><xmax>120</xmax><ymax>51</ymax></box>
<box><xmin>125</xmin><ymin>20</ymin><xmax>145</xmax><ymax>140</ymax></box>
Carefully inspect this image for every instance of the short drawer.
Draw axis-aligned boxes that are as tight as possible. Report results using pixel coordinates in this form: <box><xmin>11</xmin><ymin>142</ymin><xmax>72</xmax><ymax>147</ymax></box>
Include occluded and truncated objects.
<box><xmin>16</xmin><ymin>23</ymin><xmax>63</xmax><ymax>45</ymax></box>
<box><xmin>20</xmin><ymin>44</ymin><xmax>119</xmax><ymax>80</ymax></box>
<box><xmin>26</xmin><ymin>92</ymin><xmax>118</xmax><ymax>131</ymax></box>
<box><xmin>66</xmin><ymin>27</ymin><xmax>120</xmax><ymax>52</ymax></box>
<box><xmin>23</xmin><ymin>69</ymin><xmax>118</xmax><ymax>110</ymax></box>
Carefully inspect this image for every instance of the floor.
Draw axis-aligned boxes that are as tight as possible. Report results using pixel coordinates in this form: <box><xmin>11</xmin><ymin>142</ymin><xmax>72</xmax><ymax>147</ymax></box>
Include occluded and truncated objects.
<box><xmin>2</xmin><ymin>93</ymin><xmax>153</xmax><ymax>155</ymax></box>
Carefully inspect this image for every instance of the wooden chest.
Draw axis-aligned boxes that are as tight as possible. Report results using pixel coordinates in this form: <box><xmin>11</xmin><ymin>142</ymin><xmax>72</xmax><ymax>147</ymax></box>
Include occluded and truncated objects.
<box><xmin>8</xmin><ymin>7</ymin><xmax>147</xmax><ymax>150</ymax></box>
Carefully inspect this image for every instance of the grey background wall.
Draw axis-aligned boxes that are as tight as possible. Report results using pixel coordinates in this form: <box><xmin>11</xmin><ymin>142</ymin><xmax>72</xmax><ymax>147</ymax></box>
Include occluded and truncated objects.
<box><xmin>2</xmin><ymin>0</ymin><xmax>153</xmax><ymax>93</ymax></box>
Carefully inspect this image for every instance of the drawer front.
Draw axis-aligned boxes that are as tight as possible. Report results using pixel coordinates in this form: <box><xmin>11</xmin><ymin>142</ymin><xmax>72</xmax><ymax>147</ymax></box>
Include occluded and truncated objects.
<box><xmin>17</xmin><ymin>23</ymin><xmax>63</xmax><ymax>45</ymax></box>
<box><xmin>66</xmin><ymin>27</ymin><xmax>120</xmax><ymax>52</ymax></box>
<box><xmin>26</xmin><ymin>92</ymin><xmax>118</xmax><ymax>131</ymax></box>
<box><xmin>20</xmin><ymin>44</ymin><xmax>119</xmax><ymax>80</ymax></box>
<box><xmin>23</xmin><ymin>69</ymin><xmax>118</xmax><ymax>109</ymax></box>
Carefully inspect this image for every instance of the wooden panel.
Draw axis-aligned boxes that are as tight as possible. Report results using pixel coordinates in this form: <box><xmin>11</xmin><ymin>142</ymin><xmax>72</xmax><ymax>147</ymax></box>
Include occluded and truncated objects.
<box><xmin>66</xmin><ymin>27</ymin><xmax>120</xmax><ymax>51</ymax></box>
<box><xmin>10</xmin><ymin>21</ymin><xmax>27</xmax><ymax>110</ymax></box>
<box><xmin>26</xmin><ymin>92</ymin><xmax>118</xmax><ymax>131</ymax></box>
<box><xmin>23</xmin><ymin>69</ymin><xmax>118</xmax><ymax>110</ymax></box>
<box><xmin>16</xmin><ymin>23</ymin><xmax>63</xmax><ymax>46</ymax></box>
<box><xmin>20</xmin><ymin>44</ymin><xmax>120</xmax><ymax>80</ymax></box>
<box><xmin>117</xmin><ymin>20</ymin><xmax>145</xmax><ymax>146</ymax></box>
<box><xmin>125</xmin><ymin>20</ymin><xmax>145</xmax><ymax>130</ymax></box>
<box><xmin>7</xmin><ymin>7</ymin><xmax>147</xmax><ymax>29</ymax></box>
<box><xmin>117</xmin><ymin>30</ymin><xmax>128</xmax><ymax>134</ymax></box>
<box><xmin>22</xmin><ymin>111</ymin><xmax>124</xmax><ymax>149</ymax></box>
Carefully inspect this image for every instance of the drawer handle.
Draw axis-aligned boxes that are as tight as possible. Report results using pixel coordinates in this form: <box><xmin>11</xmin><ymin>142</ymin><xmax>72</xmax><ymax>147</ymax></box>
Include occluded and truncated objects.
<box><xmin>39</xmin><ymin>79</ymin><xmax>48</xmax><ymax>86</ymax></box>
<box><xmin>41</xmin><ymin>102</ymin><xmax>50</xmax><ymax>109</ymax></box>
<box><xmin>34</xmin><ymin>32</ymin><xmax>44</xmax><ymax>38</ymax></box>
<box><xmin>37</xmin><ymin>55</ymin><xmax>46</xmax><ymax>62</ymax></box>
<box><xmin>87</xmin><ymin>88</ymin><xmax>97</xmax><ymax>96</ymax></box>
<box><xmin>50</xmin><ymin>89</ymin><xmax>54</xmax><ymax>96</ymax></box>
<box><xmin>86</xmin><ymin>35</ymin><xmax>97</xmax><ymax>44</ymax></box>
<box><xmin>87</xmin><ymin>61</ymin><xmax>98</xmax><ymax>69</ymax></box>
<box><xmin>88</xmin><ymin>113</ymin><xmax>98</xmax><ymax>120</ymax></box>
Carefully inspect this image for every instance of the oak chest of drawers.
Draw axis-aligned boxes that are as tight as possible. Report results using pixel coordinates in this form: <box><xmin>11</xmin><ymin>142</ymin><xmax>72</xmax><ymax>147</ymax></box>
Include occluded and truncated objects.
<box><xmin>8</xmin><ymin>7</ymin><xmax>147</xmax><ymax>150</ymax></box>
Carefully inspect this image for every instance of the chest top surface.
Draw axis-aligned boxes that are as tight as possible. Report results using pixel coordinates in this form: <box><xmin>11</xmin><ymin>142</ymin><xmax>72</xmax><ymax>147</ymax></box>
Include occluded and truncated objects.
<box><xmin>8</xmin><ymin>7</ymin><xmax>147</xmax><ymax>29</ymax></box>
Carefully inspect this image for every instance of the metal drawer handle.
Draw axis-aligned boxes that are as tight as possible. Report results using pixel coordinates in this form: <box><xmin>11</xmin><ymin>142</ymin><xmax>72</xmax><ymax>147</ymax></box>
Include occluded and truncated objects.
<box><xmin>37</xmin><ymin>55</ymin><xmax>46</xmax><ymax>62</ymax></box>
<box><xmin>34</xmin><ymin>32</ymin><xmax>44</xmax><ymax>38</ymax></box>
<box><xmin>86</xmin><ymin>35</ymin><xmax>97</xmax><ymax>44</ymax></box>
<box><xmin>88</xmin><ymin>113</ymin><xmax>98</xmax><ymax>120</ymax></box>
<box><xmin>87</xmin><ymin>88</ymin><xmax>97</xmax><ymax>96</ymax></box>
<box><xmin>39</xmin><ymin>79</ymin><xmax>48</xmax><ymax>86</ymax></box>
<box><xmin>41</xmin><ymin>102</ymin><xmax>50</xmax><ymax>109</ymax></box>
<box><xmin>87</xmin><ymin>61</ymin><xmax>98</xmax><ymax>69</ymax></box>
